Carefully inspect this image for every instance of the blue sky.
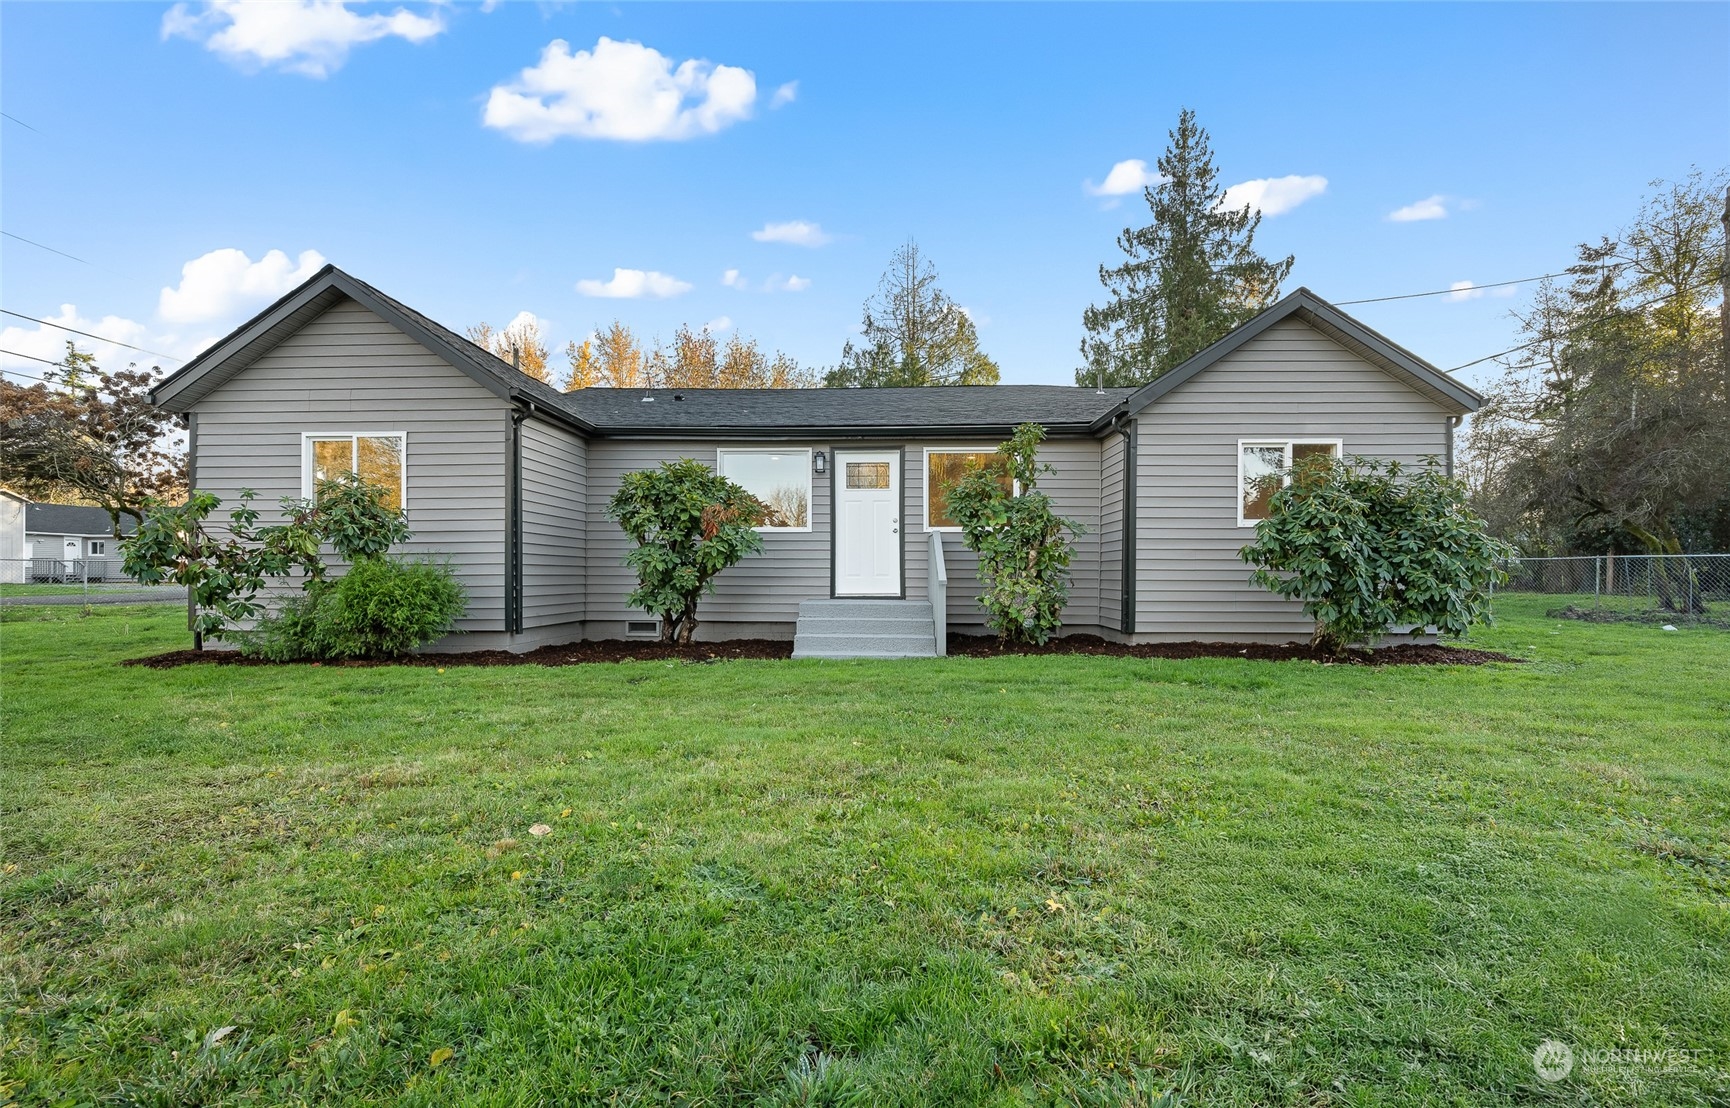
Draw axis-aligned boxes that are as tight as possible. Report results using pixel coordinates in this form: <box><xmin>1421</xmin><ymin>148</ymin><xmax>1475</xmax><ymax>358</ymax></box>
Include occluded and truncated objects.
<box><xmin>2</xmin><ymin>2</ymin><xmax>1725</xmax><ymax>393</ymax></box>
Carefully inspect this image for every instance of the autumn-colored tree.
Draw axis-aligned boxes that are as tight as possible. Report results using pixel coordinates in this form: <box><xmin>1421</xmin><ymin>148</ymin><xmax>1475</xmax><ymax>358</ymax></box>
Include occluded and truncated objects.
<box><xmin>0</xmin><ymin>344</ymin><xmax>185</xmax><ymax>534</ymax></box>
<box><xmin>825</xmin><ymin>240</ymin><xmax>1000</xmax><ymax>386</ymax></box>
<box><xmin>564</xmin><ymin>338</ymin><xmax>603</xmax><ymax>391</ymax></box>
<box><xmin>586</xmin><ymin>320</ymin><xmax>648</xmax><ymax>387</ymax></box>
<box><xmin>466</xmin><ymin>315</ymin><xmax>554</xmax><ymax>385</ymax></box>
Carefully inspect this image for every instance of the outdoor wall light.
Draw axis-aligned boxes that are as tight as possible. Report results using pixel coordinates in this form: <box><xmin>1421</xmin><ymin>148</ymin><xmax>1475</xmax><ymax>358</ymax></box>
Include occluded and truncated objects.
<box><xmin>814</xmin><ymin>450</ymin><xmax>828</xmax><ymax>475</ymax></box>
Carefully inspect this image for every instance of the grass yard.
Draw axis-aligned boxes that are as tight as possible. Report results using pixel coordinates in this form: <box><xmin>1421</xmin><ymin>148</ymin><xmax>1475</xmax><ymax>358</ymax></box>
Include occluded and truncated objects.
<box><xmin>2</xmin><ymin>601</ymin><xmax>1726</xmax><ymax>1106</ymax></box>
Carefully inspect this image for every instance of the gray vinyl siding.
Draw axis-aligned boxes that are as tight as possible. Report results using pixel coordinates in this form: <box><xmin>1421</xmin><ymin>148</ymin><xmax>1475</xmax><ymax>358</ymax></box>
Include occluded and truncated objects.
<box><xmin>188</xmin><ymin>298</ymin><xmax>510</xmax><ymax>632</ymax></box>
<box><xmin>520</xmin><ymin>416</ymin><xmax>586</xmax><ymax>629</ymax></box>
<box><xmin>1098</xmin><ymin>430</ymin><xmax>1126</xmax><ymax>633</ymax></box>
<box><xmin>1132</xmin><ymin>316</ymin><xmax>1452</xmax><ymax>642</ymax></box>
<box><xmin>585</xmin><ymin>440</ymin><xmax>833</xmax><ymax>630</ymax></box>
<box><xmin>904</xmin><ymin>438</ymin><xmax>1104</xmax><ymax>633</ymax></box>
<box><xmin>584</xmin><ymin>437</ymin><xmax>1107</xmax><ymax>635</ymax></box>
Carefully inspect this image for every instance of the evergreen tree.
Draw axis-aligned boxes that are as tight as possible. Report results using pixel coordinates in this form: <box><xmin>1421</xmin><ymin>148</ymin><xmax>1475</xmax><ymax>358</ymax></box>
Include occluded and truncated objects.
<box><xmin>826</xmin><ymin>240</ymin><xmax>1000</xmax><ymax>386</ymax></box>
<box><xmin>1078</xmin><ymin>109</ymin><xmax>1294</xmax><ymax>386</ymax></box>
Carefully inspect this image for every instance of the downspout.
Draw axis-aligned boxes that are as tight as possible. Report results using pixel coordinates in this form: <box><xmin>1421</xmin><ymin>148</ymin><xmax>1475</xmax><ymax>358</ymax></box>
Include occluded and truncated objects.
<box><xmin>184</xmin><ymin>412</ymin><xmax>201</xmax><ymax>650</ymax></box>
<box><xmin>507</xmin><ymin>404</ymin><xmax>528</xmax><ymax>636</ymax></box>
<box><xmin>1445</xmin><ymin>415</ymin><xmax>1460</xmax><ymax>479</ymax></box>
<box><xmin>1117</xmin><ymin>416</ymin><xmax>1137</xmax><ymax>637</ymax></box>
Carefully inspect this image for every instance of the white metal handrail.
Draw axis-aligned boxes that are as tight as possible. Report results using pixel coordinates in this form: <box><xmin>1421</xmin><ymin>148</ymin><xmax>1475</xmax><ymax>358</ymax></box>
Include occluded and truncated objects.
<box><xmin>928</xmin><ymin>531</ymin><xmax>947</xmax><ymax>656</ymax></box>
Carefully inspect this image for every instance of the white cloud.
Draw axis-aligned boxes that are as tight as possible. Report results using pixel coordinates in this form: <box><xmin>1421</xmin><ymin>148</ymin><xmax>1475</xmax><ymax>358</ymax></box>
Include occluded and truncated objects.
<box><xmin>721</xmin><ymin>268</ymin><xmax>748</xmax><ymax>289</ymax></box>
<box><xmin>751</xmin><ymin>220</ymin><xmax>831</xmax><ymax>247</ymax></box>
<box><xmin>576</xmin><ymin>268</ymin><xmax>693</xmax><ymax>299</ymax></box>
<box><xmin>1388</xmin><ymin>194</ymin><xmax>1451</xmax><ymax>222</ymax></box>
<box><xmin>1085</xmin><ymin>158</ymin><xmax>1165</xmax><ymax>199</ymax></box>
<box><xmin>764</xmin><ymin>274</ymin><xmax>811</xmax><ymax>293</ymax></box>
<box><xmin>704</xmin><ymin>315</ymin><xmax>733</xmax><ymax>334</ymax></box>
<box><xmin>161</xmin><ymin>0</ymin><xmax>444</xmax><ymax>78</ymax></box>
<box><xmin>0</xmin><ymin>304</ymin><xmax>212</xmax><ymax>381</ymax></box>
<box><xmin>1446</xmin><ymin>280</ymin><xmax>1520</xmax><ymax>302</ymax></box>
<box><xmin>1218</xmin><ymin>175</ymin><xmax>1328</xmax><ymax>217</ymax></box>
<box><xmin>770</xmin><ymin>81</ymin><xmax>798</xmax><ymax>108</ymax></box>
<box><xmin>483</xmin><ymin>37</ymin><xmax>759</xmax><ymax>143</ymax></box>
<box><xmin>158</xmin><ymin>248</ymin><xmax>327</xmax><ymax>324</ymax></box>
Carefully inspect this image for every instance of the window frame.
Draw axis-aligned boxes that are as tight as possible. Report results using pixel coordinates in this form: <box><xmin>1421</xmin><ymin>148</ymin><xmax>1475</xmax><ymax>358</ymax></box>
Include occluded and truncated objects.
<box><xmin>301</xmin><ymin>431</ymin><xmax>409</xmax><ymax>511</ymax></box>
<box><xmin>1235</xmin><ymin>437</ymin><xmax>1342</xmax><ymax>527</ymax></box>
<box><xmin>88</xmin><ymin>540</ymin><xmax>106</xmax><ymax>556</ymax></box>
<box><xmin>715</xmin><ymin>447</ymin><xmax>814</xmax><ymax>533</ymax></box>
<box><xmin>922</xmin><ymin>446</ymin><xmax>1018</xmax><ymax>533</ymax></box>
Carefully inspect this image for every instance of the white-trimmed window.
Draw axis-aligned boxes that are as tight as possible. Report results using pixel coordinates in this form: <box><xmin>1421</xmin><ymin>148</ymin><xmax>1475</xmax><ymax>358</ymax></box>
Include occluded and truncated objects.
<box><xmin>1237</xmin><ymin>439</ymin><xmax>1341</xmax><ymax>525</ymax></box>
<box><xmin>924</xmin><ymin>447</ymin><xmax>1014</xmax><ymax>532</ymax></box>
<box><xmin>303</xmin><ymin>432</ymin><xmax>407</xmax><ymax>511</ymax></box>
<box><xmin>717</xmin><ymin>448</ymin><xmax>812</xmax><ymax>531</ymax></box>
<box><xmin>88</xmin><ymin>540</ymin><xmax>106</xmax><ymax>556</ymax></box>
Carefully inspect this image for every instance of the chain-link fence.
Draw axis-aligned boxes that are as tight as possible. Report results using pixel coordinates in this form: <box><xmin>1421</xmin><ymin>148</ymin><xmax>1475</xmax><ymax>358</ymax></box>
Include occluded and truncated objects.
<box><xmin>1495</xmin><ymin>554</ymin><xmax>1730</xmax><ymax>626</ymax></box>
<box><xmin>0</xmin><ymin>557</ymin><xmax>185</xmax><ymax>605</ymax></box>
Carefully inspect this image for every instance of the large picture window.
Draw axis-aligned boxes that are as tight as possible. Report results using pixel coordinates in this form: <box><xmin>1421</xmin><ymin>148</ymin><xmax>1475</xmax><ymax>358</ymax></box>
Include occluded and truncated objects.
<box><xmin>924</xmin><ymin>448</ymin><xmax>1013</xmax><ymax>531</ymax></box>
<box><xmin>1238</xmin><ymin>439</ymin><xmax>1340</xmax><ymax>525</ymax></box>
<box><xmin>303</xmin><ymin>432</ymin><xmax>407</xmax><ymax>511</ymax></box>
<box><xmin>717</xmin><ymin>448</ymin><xmax>812</xmax><ymax>531</ymax></box>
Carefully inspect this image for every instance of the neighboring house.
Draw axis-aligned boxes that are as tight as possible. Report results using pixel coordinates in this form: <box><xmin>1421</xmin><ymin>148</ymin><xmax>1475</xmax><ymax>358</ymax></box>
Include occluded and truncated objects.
<box><xmin>0</xmin><ymin>495</ymin><xmax>138</xmax><ymax>582</ymax></box>
<box><xmin>148</xmin><ymin>265</ymin><xmax>1482</xmax><ymax>655</ymax></box>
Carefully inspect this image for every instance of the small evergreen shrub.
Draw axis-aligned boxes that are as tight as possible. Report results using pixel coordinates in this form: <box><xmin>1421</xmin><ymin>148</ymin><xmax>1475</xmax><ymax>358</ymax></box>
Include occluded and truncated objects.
<box><xmin>1239</xmin><ymin>454</ymin><xmax>1514</xmax><ymax>654</ymax></box>
<box><xmin>250</xmin><ymin>558</ymin><xmax>466</xmax><ymax>660</ymax></box>
<box><xmin>945</xmin><ymin>422</ymin><xmax>1079</xmax><ymax>645</ymax></box>
<box><xmin>607</xmin><ymin>459</ymin><xmax>768</xmax><ymax>644</ymax></box>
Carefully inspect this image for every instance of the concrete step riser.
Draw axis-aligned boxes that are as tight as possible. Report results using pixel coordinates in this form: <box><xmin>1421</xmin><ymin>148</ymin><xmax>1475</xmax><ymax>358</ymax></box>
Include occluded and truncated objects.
<box><xmin>797</xmin><ymin>600</ymin><xmax>931</xmax><ymax>617</ymax></box>
<box><xmin>797</xmin><ymin>618</ymin><xmax>936</xmax><ymax>636</ymax></box>
<box><xmin>792</xmin><ymin>637</ymin><xmax>941</xmax><ymax>654</ymax></box>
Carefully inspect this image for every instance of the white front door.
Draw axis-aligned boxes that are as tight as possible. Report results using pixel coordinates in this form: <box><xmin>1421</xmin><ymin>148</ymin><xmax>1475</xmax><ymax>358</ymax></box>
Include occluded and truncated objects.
<box><xmin>834</xmin><ymin>451</ymin><xmax>900</xmax><ymax>596</ymax></box>
<box><xmin>63</xmin><ymin>538</ymin><xmax>79</xmax><ymax>570</ymax></box>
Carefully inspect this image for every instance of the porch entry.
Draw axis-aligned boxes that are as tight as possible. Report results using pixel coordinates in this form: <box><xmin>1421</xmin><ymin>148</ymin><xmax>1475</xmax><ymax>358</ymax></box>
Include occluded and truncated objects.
<box><xmin>833</xmin><ymin>450</ymin><xmax>901</xmax><ymax>596</ymax></box>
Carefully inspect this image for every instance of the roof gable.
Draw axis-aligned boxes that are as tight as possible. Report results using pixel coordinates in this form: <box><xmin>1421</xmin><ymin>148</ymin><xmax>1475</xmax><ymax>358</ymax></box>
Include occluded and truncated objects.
<box><xmin>1121</xmin><ymin>288</ymin><xmax>1484</xmax><ymax>417</ymax></box>
<box><xmin>149</xmin><ymin>266</ymin><xmax>594</xmax><ymax>433</ymax></box>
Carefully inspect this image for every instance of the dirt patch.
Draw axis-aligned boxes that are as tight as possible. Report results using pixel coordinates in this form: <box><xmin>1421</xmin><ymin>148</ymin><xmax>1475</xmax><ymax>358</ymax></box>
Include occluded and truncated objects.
<box><xmin>124</xmin><ymin>638</ymin><xmax>795</xmax><ymax>669</ymax></box>
<box><xmin>1547</xmin><ymin>604</ymin><xmax>1728</xmax><ymax>629</ymax></box>
<box><xmin>126</xmin><ymin>634</ymin><xmax>1515</xmax><ymax>669</ymax></box>
<box><xmin>947</xmin><ymin>633</ymin><xmax>1518</xmax><ymax>666</ymax></box>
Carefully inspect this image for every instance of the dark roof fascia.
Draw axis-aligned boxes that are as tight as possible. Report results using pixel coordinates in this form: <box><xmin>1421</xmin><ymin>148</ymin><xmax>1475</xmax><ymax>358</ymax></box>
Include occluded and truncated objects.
<box><xmin>582</xmin><ymin>420</ymin><xmax>1106</xmax><ymax>441</ymax></box>
<box><xmin>1120</xmin><ymin>288</ymin><xmax>1485</xmax><ymax>416</ymax></box>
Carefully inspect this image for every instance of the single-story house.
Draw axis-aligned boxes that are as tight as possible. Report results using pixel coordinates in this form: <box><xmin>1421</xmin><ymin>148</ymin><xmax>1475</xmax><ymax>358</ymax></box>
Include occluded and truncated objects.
<box><xmin>147</xmin><ymin>265</ymin><xmax>1483</xmax><ymax>656</ymax></box>
<box><xmin>0</xmin><ymin>493</ymin><xmax>137</xmax><ymax>582</ymax></box>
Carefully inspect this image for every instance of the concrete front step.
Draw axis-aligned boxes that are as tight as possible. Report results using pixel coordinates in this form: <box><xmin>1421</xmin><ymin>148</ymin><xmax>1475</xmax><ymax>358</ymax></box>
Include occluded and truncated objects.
<box><xmin>793</xmin><ymin>598</ymin><xmax>938</xmax><ymax>659</ymax></box>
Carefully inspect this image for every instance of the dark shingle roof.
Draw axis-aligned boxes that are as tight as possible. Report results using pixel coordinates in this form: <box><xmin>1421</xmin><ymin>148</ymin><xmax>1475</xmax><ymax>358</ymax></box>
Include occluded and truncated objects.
<box><xmin>25</xmin><ymin>503</ymin><xmax>137</xmax><ymax>536</ymax></box>
<box><xmin>555</xmin><ymin>386</ymin><xmax>1135</xmax><ymax>436</ymax></box>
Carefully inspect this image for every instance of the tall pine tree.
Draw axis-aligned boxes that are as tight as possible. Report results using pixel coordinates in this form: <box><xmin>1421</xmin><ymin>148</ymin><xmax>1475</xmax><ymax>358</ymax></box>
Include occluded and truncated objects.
<box><xmin>1078</xmin><ymin>110</ymin><xmax>1294</xmax><ymax>386</ymax></box>
<box><xmin>826</xmin><ymin>240</ymin><xmax>1001</xmax><ymax>386</ymax></box>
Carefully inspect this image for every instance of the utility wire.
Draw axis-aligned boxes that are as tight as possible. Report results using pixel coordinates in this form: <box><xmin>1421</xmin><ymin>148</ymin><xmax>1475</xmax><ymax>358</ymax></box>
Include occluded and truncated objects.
<box><xmin>1</xmin><ymin>112</ymin><xmax>42</xmax><ymax>134</ymax></box>
<box><xmin>1</xmin><ymin>231</ymin><xmax>90</xmax><ymax>265</ymax></box>
<box><xmin>0</xmin><ymin>348</ymin><xmax>72</xmax><ymax>371</ymax></box>
<box><xmin>1337</xmin><ymin>271</ymin><xmax>1574</xmax><ymax>306</ymax></box>
<box><xmin>0</xmin><ymin>308</ymin><xmax>182</xmax><ymax>363</ymax></box>
<box><xmin>1446</xmin><ymin>278</ymin><xmax>1716</xmax><ymax>373</ymax></box>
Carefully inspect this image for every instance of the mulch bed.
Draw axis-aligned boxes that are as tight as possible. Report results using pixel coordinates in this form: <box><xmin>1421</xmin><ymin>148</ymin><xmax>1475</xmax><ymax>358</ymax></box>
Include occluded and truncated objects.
<box><xmin>946</xmin><ymin>633</ymin><xmax>1517</xmax><ymax>666</ymax></box>
<box><xmin>126</xmin><ymin>635</ymin><xmax>1514</xmax><ymax>669</ymax></box>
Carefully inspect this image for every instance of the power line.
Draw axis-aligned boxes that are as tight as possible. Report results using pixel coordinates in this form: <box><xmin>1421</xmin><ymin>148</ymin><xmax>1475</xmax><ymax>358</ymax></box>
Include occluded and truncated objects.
<box><xmin>0</xmin><ymin>348</ymin><xmax>73</xmax><ymax>371</ymax></box>
<box><xmin>1446</xmin><ymin>278</ymin><xmax>1716</xmax><ymax>373</ymax></box>
<box><xmin>1</xmin><ymin>112</ymin><xmax>42</xmax><ymax>134</ymax></box>
<box><xmin>1337</xmin><ymin>271</ymin><xmax>1574</xmax><ymax>306</ymax></box>
<box><xmin>1</xmin><ymin>231</ymin><xmax>90</xmax><ymax>265</ymax></box>
<box><xmin>0</xmin><ymin>308</ymin><xmax>183</xmax><ymax>363</ymax></box>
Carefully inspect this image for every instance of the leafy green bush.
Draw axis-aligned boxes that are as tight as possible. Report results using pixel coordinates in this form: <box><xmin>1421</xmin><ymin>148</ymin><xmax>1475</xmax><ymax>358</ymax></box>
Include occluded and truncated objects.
<box><xmin>607</xmin><ymin>459</ymin><xmax>768</xmax><ymax>644</ymax></box>
<box><xmin>945</xmin><ymin>422</ymin><xmax>1079</xmax><ymax>645</ymax></box>
<box><xmin>1239</xmin><ymin>454</ymin><xmax>1514</xmax><ymax>654</ymax></box>
<box><xmin>250</xmin><ymin>558</ymin><xmax>466</xmax><ymax>660</ymax></box>
<box><xmin>309</xmin><ymin>472</ymin><xmax>411</xmax><ymax>561</ymax></box>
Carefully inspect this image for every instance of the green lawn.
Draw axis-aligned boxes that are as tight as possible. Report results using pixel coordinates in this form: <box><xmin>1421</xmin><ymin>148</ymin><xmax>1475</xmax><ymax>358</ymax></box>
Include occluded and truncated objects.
<box><xmin>2</xmin><ymin>602</ymin><xmax>1725</xmax><ymax>1106</ymax></box>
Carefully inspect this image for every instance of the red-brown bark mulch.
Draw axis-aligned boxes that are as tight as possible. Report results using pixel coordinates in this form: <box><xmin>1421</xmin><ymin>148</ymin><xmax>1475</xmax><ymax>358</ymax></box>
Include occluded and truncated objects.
<box><xmin>125</xmin><ymin>634</ymin><xmax>1514</xmax><ymax>668</ymax></box>
<box><xmin>947</xmin><ymin>633</ymin><xmax>1515</xmax><ymax>665</ymax></box>
<box><xmin>124</xmin><ymin>639</ymin><xmax>795</xmax><ymax>669</ymax></box>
